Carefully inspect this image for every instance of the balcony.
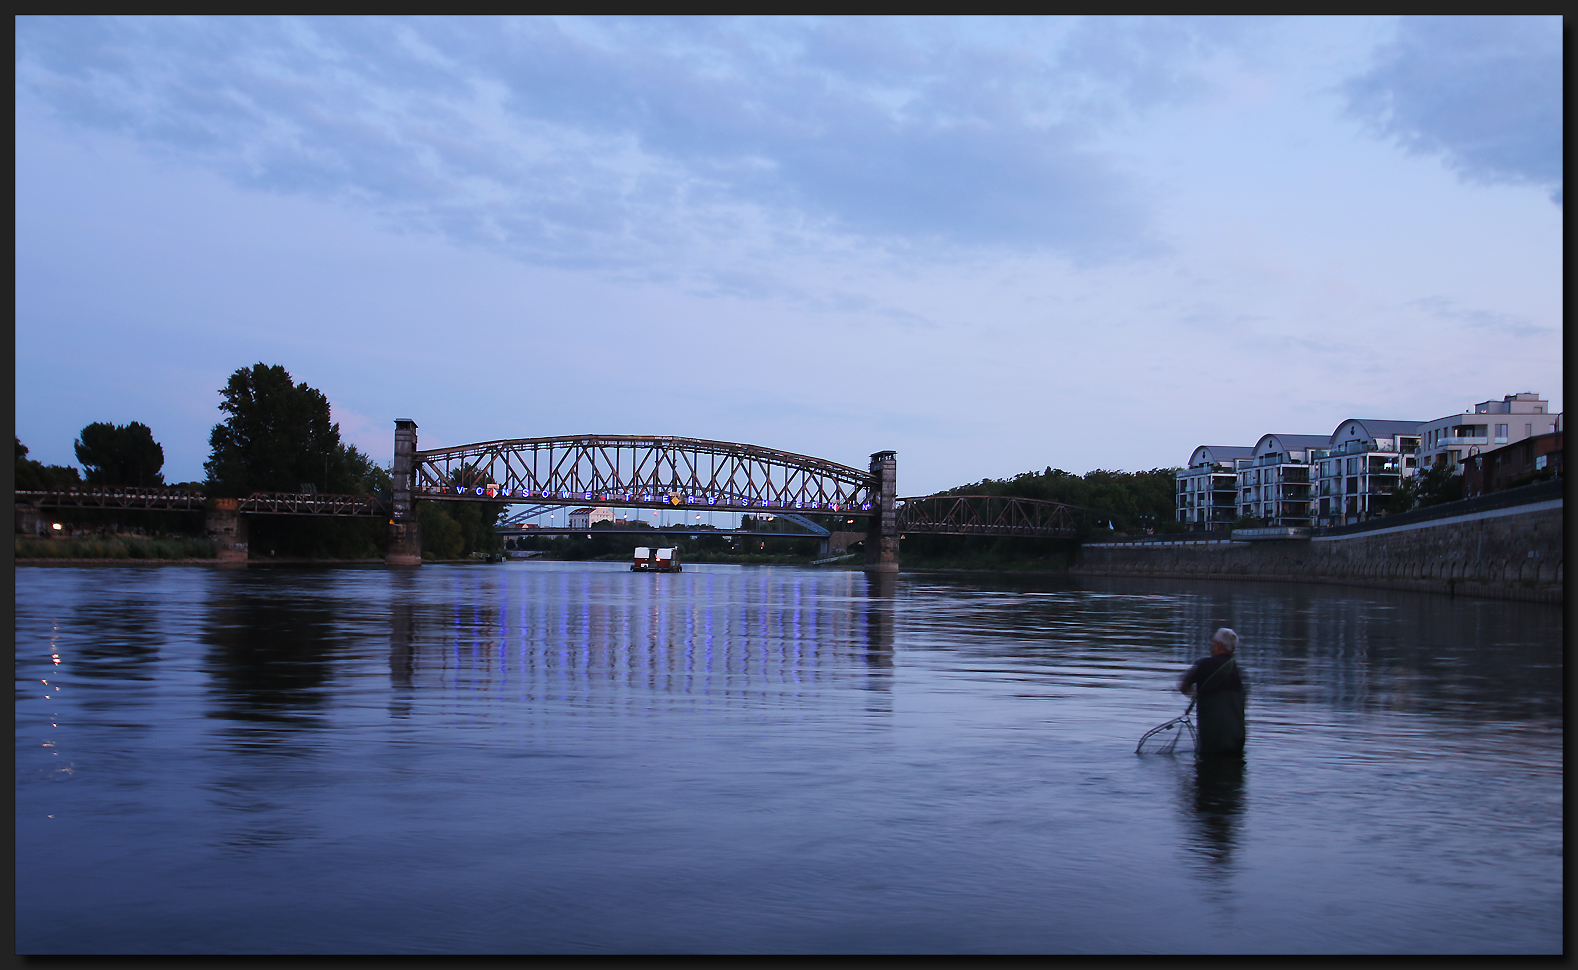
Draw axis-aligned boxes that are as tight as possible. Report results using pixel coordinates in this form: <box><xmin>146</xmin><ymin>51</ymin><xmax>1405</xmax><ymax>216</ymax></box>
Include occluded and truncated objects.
<box><xmin>1436</xmin><ymin>436</ymin><xmax>1487</xmax><ymax>446</ymax></box>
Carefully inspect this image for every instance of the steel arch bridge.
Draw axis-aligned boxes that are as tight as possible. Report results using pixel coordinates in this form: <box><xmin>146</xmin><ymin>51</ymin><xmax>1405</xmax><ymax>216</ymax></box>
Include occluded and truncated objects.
<box><xmin>412</xmin><ymin>434</ymin><xmax>875</xmax><ymax>515</ymax></box>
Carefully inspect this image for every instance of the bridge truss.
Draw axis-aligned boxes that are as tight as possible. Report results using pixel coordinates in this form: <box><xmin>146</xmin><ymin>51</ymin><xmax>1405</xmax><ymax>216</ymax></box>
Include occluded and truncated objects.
<box><xmin>16</xmin><ymin>487</ymin><xmax>389</xmax><ymax>517</ymax></box>
<box><xmin>414</xmin><ymin>435</ymin><xmax>873</xmax><ymax>516</ymax></box>
<box><xmin>896</xmin><ymin>494</ymin><xmax>1082</xmax><ymax>538</ymax></box>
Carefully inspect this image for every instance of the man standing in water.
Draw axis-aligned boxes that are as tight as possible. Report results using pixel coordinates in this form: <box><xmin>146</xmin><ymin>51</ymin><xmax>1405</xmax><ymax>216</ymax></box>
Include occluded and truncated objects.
<box><xmin>1180</xmin><ymin>628</ymin><xmax>1247</xmax><ymax>756</ymax></box>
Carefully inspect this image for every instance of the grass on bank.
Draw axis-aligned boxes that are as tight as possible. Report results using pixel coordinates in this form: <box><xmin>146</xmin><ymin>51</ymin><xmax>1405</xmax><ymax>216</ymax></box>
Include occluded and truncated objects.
<box><xmin>16</xmin><ymin>535</ymin><xmax>219</xmax><ymax>560</ymax></box>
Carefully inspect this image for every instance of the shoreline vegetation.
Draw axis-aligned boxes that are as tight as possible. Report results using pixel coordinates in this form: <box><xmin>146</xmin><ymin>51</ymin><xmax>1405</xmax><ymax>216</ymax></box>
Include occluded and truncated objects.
<box><xmin>16</xmin><ymin>535</ymin><xmax>219</xmax><ymax>561</ymax></box>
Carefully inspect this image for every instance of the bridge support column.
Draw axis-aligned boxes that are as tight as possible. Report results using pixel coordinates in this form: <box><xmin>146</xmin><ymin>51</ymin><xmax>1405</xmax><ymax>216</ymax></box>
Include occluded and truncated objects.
<box><xmin>15</xmin><ymin>503</ymin><xmax>42</xmax><ymax>535</ymax></box>
<box><xmin>864</xmin><ymin>450</ymin><xmax>899</xmax><ymax>573</ymax></box>
<box><xmin>386</xmin><ymin>418</ymin><xmax>422</xmax><ymax>567</ymax></box>
<box><xmin>204</xmin><ymin>498</ymin><xmax>248</xmax><ymax>563</ymax></box>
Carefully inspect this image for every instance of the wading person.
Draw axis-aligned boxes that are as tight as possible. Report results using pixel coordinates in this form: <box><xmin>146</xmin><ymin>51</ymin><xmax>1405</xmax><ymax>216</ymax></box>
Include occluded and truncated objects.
<box><xmin>1179</xmin><ymin>628</ymin><xmax>1247</xmax><ymax>757</ymax></box>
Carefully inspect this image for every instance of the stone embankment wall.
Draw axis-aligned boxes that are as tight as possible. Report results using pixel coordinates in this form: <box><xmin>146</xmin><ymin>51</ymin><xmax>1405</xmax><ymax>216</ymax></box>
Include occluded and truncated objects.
<box><xmin>1073</xmin><ymin>503</ymin><xmax>1561</xmax><ymax>604</ymax></box>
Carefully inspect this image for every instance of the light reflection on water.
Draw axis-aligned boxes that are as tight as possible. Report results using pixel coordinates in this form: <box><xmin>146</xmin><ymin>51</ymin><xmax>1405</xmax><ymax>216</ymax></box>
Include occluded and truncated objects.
<box><xmin>15</xmin><ymin>563</ymin><xmax>1561</xmax><ymax>954</ymax></box>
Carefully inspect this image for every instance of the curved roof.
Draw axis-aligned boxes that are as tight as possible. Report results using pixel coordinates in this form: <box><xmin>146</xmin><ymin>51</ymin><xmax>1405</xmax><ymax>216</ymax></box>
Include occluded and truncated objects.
<box><xmin>1329</xmin><ymin>419</ymin><xmax>1425</xmax><ymax>440</ymax></box>
<box><xmin>1187</xmin><ymin>444</ymin><xmax>1254</xmax><ymax>467</ymax></box>
<box><xmin>1254</xmin><ymin>433</ymin><xmax>1330</xmax><ymax>452</ymax></box>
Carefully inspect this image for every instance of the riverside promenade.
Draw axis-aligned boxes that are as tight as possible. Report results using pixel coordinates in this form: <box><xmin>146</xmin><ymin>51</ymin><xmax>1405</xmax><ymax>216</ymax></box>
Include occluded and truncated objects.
<box><xmin>1074</xmin><ymin>479</ymin><xmax>1562</xmax><ymax>604</ymax></box>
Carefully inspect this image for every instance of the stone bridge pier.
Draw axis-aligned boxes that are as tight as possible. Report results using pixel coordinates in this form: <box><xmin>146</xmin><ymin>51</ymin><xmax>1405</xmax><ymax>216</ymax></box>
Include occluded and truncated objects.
<box><xmin>864</xmin><ymin>450</ymin><xmax>899</xmax><ymax>573</ymax></box>
<box><xmin>204</xmin><ymin>498</ymin><xmax>248</xmax><ymax>563</ymax></box>
<box><xmin>386</xmin><ymin>418</ymin><xmax>422</xmax><ymax>567</ymax></box>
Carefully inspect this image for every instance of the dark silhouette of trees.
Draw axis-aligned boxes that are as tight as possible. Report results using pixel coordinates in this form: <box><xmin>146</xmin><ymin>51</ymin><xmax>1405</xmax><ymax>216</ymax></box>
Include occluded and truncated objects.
<box><xmin>74</xmin><ymin>421</ymin><xmax>165</xmax><ymax>487</ymax></box>
<box><xmin>204</xmin><ymin>363</ymin><xmax>390</xmax><ymax>558</ymax></box>
<box><xmin>415</xmin><ymin>464</ymin><xmax>504</xmax><ymax>559</ymax></box>
<box><xmin>15</xmin><ymin>438</ymin><xmax>82</xmax><ymax>490</ymax></box>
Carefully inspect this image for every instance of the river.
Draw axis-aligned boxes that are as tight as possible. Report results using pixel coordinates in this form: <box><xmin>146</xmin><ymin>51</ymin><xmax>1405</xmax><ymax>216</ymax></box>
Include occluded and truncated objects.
<box><xmin>15</xmin><ymin>562</ymin><xmax>1562</xmax><ymax>954</ymax></box>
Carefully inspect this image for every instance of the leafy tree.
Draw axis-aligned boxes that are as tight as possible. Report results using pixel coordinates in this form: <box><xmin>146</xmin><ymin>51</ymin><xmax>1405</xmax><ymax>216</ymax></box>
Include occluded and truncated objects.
<box><xmin>207</xmin><ymin>363</ymin><xmax>361</xmax><ymax>495</ymax></box>
<box><xmin>15</xmin><ymin>438</ymin><xmax>82</xmax><ymax>490</ymax></box>
<box><xmin>415</xmin><ymin>465</ymin><xmax>504</xmax><ymax>559</ymax></box>
<box><xmin>944</xmin><ymin>464</ymin><xmax>1184</xmax><ymax>534</ymax></box>
<box><xmin>74</xmin><ymin>421</ymin><xmax>165</xmax><ymax>486</ymax></box>
<box><xmin>418</xmin><ymin>501</ymin><xmax>465</xmax><ymax>559</ymax></box>
<box><xmin>1412</xmin><ymin>463</ymin><xmax>1464</xmax><ymax>509</ymax></box>
<box><xmin>204</xmin><ymin>363</ymin><xmax>390</xmax><ymax>559</ymax></box>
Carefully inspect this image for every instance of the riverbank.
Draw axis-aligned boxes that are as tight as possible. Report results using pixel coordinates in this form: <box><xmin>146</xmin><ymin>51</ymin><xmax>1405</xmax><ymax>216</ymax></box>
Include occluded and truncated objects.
<box><xmin>16</xmin><ymin>534</ymin><xmax>219</xmax><ymax>561</ymax></box>
<box><xmin>1074</xmin><ymin>500</ymin><xmax>1562</xmax><ymax>605</ymax></box>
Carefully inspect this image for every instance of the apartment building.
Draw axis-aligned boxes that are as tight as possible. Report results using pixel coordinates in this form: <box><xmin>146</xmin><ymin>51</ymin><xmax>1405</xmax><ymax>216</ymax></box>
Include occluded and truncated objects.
<box><xmin>1175</xmin><ymin>445</ymin><xmax>1253</xmax><ymax>531</ymax></box>
<box><xmin>1417</xmin><ymin>392</ymin><xmax>1559</xmax><ymax>472</ymax></box>
<box><xmin>1313</xmin><ymin>419</ymin><xmax>1424</xmax><ymax>526</ymax></box>
<box><xmin>1238</xmin><ymin>434</ymin><xmax>1330</xmax><ymax>527</ymax></box>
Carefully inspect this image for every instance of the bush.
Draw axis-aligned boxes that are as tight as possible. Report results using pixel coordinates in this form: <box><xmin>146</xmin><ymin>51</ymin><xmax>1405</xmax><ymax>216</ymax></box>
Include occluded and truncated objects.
<box><xmin>15</xmin><ymin>535</ymin><xmax>217</xmax><ymax>560</ymax></box>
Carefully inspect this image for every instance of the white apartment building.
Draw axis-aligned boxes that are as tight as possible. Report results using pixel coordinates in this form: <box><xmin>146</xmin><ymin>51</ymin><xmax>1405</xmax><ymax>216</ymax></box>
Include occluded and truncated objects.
<box><xmin>1417</xmin><ymin>392</ymin><xmax>1560</xmax><ymax>472</ymax></box>
<box><xmin>1314</xmin><ymin>419</ymin><xmax>1424</xmax><ymax>527</ymax></box>
<box><xmin>1237</xmin><ymin>434</ymin><xmax>1330</xmax><ymax>527</ymax></box>
<box><xmin>567</xmin><ymin>507</ymin><xmax>615</xmax><ymax>530</ymax></box>
<box><xmin>1175</xmin><ymin>445</ymin><xmax>1254</xmax><ymax>531</ymax></box>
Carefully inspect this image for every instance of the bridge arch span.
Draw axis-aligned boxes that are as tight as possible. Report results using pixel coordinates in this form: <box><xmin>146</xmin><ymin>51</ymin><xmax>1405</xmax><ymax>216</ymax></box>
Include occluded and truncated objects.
<box><xmin>412</xmin><ymin>434</ymin><xmax>876</xmax><ymax>515</ymax></box>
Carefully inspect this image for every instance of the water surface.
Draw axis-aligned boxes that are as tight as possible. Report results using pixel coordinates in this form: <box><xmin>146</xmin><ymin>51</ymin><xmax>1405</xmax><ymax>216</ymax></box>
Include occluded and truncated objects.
<box><xmin>15</xmin><ymin>563</ymin><xmax>1562</xmax><ymax>953</ymax></box>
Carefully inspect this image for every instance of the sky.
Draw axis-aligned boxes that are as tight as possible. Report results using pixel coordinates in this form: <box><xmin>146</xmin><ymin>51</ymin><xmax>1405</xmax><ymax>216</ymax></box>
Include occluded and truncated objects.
<box><xmin>14</xmin><ymin>16</ymin><xmax>1564</xmax><ymax>496</ymax></box>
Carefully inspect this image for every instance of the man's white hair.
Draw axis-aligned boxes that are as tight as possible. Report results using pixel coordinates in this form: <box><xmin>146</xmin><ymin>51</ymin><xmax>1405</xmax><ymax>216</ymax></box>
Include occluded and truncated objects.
<box><xmin>1212</xmin><ymin>628</ymin><xmax>1239</xmax><ymax>652</ymax></box>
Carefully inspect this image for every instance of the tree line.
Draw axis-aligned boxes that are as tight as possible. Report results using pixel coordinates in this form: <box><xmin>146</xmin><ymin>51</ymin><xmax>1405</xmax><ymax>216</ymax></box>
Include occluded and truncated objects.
<box><xmin>944</xmin><ymin>465</ymin><xmax>1183</xmax><ymax>532</ymax></box>
<box><xmin>16</xmin><ymin>362</ymin><xmax>504</xmax><ymax>560</ymax></box>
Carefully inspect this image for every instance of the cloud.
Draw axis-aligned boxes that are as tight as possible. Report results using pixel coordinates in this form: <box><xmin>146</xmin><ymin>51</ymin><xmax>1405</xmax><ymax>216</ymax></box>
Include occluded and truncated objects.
<box><xmin>14</xmin><ymin>16</ymin><xmax>1254</xmax><ymax>271</ymax></box>
<box><xmin>1408</xmin><ymin>296</ymin><xmax>1552</xmax><ymax>339</ymax></box>
<box><xmin>1344</xmin><ymin>16</ymin><xmax>1562</xmax><ymax>204</ymax></box>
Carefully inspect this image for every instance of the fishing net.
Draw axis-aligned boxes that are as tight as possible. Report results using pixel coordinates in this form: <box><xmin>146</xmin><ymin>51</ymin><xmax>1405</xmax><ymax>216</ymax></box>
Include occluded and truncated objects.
<box><xmin>1136</xmin><ymin>699</ymin><xmax>1196</xmax><ymax>755</ymax></box>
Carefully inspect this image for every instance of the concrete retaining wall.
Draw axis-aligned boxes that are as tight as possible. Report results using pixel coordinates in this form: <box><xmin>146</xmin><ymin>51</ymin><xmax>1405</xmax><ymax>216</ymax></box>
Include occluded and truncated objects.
<box><xmin>1073</xmin><ymin>502</ymin><xmax>1561</xmax><ymax>604</ymax></box>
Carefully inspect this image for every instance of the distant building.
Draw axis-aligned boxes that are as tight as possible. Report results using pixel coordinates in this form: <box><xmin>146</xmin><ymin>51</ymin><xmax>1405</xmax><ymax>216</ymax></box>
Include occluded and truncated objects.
<box><xmin>1238</xmin><ymin>434</ymin><xmax>1330</xmax><ymax>527</ymax></box>
<box><xmin>1417</xmin><ymin>392</ymin><xmax>1560</xmax><ymax>473</ymax></box>
<box><xmin>1176</xmin><ymin>445</ymin><xmax>1254</xmax><ymax>531</ymax></box>
<box><xmin>1314</xmin><ymin>419</ymin><xmax>1424</xmax><ymax>526</ymax></box>
<box><xmin>567</xmin><ymin>507</ymin><xmax>615</xmax><ymax>530</ymax></box>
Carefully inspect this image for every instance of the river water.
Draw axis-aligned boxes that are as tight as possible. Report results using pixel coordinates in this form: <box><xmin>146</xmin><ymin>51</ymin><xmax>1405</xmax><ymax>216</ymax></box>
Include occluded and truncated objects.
<box><xmin>15</xmin><ymin>562</ymin><xmax>1562</xmax><ymax>954</ymax></box>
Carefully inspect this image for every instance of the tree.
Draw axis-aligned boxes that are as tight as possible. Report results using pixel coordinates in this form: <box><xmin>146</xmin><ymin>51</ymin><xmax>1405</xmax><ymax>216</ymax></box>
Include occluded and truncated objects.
<box><xmin>206</xmin><ymin>364</ymin><xmax>356</xmax><ymax>495</ymax></box>
<box><xmin>204</xmin><ymin>364</ymin><xmax>390</xmax><ymax>559</ymax></box>
<box><xmin>414</xmin><ymin>464</ymin><xmax>504</xmax><ymax>559</ymax></box>
<box><xmin>74</xmin><ymin>421</ymin><xmax>165</xmax><ymax>486</ymax></box>
<box><xmin>1412</xmin><ymin>463</ymin><xmax>1464</xmax><ymax>509</ymax></box>
<box><xmin>15</xmin><ymin>438</ymin><xmax>82</xmax><ymax>490</ymax></box>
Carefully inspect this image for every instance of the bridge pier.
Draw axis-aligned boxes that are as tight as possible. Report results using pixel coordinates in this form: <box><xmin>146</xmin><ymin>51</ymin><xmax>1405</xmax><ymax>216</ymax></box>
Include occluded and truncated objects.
<box><xmin>15</xmin><ymin>503</ymin><xmax>42</xmax><ymax>535</ymax></box>
<box><xmin>204</xmin><ymin>498</ymin><xmax>248</xmax><ymax>563</ymax></box>
<box><xmin>864</xmin><ymin>450</ymin><xmax>899</xmax><ymax>573</ymax></box>
<box><xmin>386</xmin><ymin>418</ymin><xmax>422</xmax><ymax>566</ymax></box>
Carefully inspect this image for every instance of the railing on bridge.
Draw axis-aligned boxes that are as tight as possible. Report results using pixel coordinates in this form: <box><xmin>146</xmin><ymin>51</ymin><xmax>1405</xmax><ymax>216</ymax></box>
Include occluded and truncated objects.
<box><xmin>16</xmin><ymin>486</ymin><xmax>389</xmax><ymax>517</ymax></box>
<box><xmin>896</xmin><ymin>494</ymin><xmax>1082</xmax><ymax>538</ymax></box>
<box><xmin>414</xmin><ymin>435</ymin><xmax>874</xmax><ymax>515</ymax></box>
<box><xmin>16</xmin><ymin>486</ymin><xmax>209</xmax><ymax>511</ymax></box>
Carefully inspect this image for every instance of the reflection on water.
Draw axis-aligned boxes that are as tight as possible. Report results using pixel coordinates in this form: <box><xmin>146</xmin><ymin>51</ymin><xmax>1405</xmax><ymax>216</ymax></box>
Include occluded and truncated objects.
<box><xmin>1181</xmin><ymin>755</ymin><xmax>1247</xmax><ymax>877</ymax></box>
<box><xmin>203</xmin><ymin>582</ymin><xmax>342</xmax><ymax>724</ymax></box>
<box><xmin>368</xmin><ymin>567</ymin><xmax>895</xmax><ymax>725</ymax></box>
<box><xmin>14</xmin><ymin>564</ymin><xmax>1562</xmax><ymax>955</ymax></box>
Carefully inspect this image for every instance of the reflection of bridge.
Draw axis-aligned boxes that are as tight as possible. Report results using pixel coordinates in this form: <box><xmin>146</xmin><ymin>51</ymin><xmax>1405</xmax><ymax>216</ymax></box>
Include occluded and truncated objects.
<box><xmin>17</xmin><ymin>420</ymin><xmax>1084</xmax><ymax>568</ymax></box>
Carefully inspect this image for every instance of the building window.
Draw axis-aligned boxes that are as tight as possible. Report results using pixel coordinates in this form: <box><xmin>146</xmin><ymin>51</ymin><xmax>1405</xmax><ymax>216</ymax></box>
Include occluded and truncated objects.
<box><xmin>1526</xmin><ymin>424</ymin><xmax>1533</xmax><ymax>438</ymax></box>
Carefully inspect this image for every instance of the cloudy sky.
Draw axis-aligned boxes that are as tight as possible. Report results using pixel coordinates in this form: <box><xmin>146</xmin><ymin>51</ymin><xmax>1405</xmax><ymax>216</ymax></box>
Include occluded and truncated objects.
<box><xmin>15</xmin><ymin>16</ymin><xmax>1563</xmax><ymax>495</ymax></box>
